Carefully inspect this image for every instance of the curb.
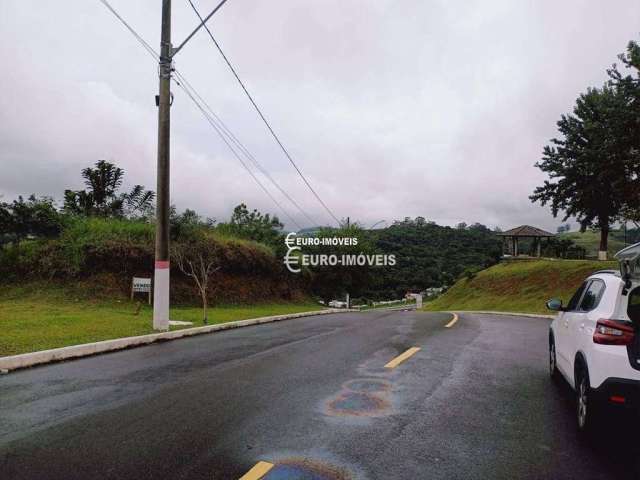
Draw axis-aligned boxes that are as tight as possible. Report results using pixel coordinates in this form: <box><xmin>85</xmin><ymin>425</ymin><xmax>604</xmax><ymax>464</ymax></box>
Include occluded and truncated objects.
<box><xmin>0</xmin><ymin>308</ymin><xmax>358</xmax><ymax>373</ymax></box>
<box><xmin>452</xmin><ymin>310</ymin><xmax>555</xmax><ymax>319</ymax></box>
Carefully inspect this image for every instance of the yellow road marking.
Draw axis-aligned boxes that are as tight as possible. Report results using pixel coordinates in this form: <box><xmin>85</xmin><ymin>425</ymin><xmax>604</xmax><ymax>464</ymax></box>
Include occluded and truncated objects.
<box><xmin>384</xmin><ymin>347</ymin><xmax>421</xmax><ymax>369</ymax></box>
<box><xmin>445</xmin><ymin>313</ymin><xmax>459</xmax><ymax>328</ymax></box>
<box><xmin>239</xmin><ymin>461</ymin><xmax>274</xmax><ymax>480</ymax></box>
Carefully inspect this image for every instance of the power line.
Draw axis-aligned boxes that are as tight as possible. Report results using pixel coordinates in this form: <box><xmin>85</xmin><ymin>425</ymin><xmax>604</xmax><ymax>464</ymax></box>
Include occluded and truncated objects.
<box><xmin>173</xmin><ymin>71</ymin><xmax>319</xmax><ymax>226</ymax></box>
<box><xmin>174</xmin><ymin>78</ymin><xmax>303</xmax><ymax>229</ymax></box>
<box><xmin>173</xmin><ymin>0</ymin><xmax>230</xmax><ymax>56</ymax></box>
<box><xmin>97</xmin><ymin>0</ymin><xmax>309</xmax><ymax>229</ymax></box>
<box><xmin>98</xmin><ymin>0</ymin><xmax>159</xmax><ymax>60</ymax></box>
<box><xmin>186</xmin><ymin>0</ymin><xmax>341</xmax><ymax>226</ymax></box>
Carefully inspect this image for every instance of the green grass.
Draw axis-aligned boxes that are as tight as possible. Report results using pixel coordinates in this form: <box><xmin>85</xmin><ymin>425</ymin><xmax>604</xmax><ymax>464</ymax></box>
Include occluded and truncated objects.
<box><xmin>558</xmin><ymin>229</ymin><xmax>628</xmax><ymax>258</ymax></box>
<box><xmin>422</xmin><ymin>259</ymin><xmax>617</xmax><ymax>315</ymax></box>
<box><xmin>0</xmin><ymin>285</ymin><xmax>322</xmax><ymax>357</ymax></box>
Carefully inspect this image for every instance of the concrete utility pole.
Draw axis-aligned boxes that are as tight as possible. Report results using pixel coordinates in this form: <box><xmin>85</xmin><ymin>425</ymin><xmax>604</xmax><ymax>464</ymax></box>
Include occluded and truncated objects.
<box><xmin>153</xmin><ymin>0</ymin><xmax>172</xmax><ymax>331</ymax></box>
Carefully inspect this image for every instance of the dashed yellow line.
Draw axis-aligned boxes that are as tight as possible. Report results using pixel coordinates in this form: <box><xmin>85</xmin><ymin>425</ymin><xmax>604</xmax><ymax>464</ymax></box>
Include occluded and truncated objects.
<box><xmin>445</xmin><ymin>313</ymin><xmax>459</xmax><ymax>328</ymax></box>
<box><xmin>384</xmin><ymin>347</ymin><xmax>421</xmax><ymax>369</ymax></box>
<box><xmin>239</xmin><ymin>461</ymin><xmax>274</xmax><ymax>480</ymax></box>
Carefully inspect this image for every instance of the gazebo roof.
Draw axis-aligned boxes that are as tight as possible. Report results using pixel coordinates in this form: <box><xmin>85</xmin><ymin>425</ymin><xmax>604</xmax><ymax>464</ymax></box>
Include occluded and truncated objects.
<box><xmin>497</xmin><ymin>225</ymin><xmax>555</xmax><ymax>237</ymax></box>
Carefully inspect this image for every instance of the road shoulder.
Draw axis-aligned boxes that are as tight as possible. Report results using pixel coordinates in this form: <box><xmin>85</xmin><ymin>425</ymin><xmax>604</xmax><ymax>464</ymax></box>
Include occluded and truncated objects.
<box><xmin>0</xmin><ymin>308</ymin><xmax>357</xmax><ymax>372</ymax></box>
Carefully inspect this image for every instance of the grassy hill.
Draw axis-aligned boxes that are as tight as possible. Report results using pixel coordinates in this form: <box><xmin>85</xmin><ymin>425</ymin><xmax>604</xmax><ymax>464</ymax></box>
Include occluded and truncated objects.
<box><xmin>558</xmin><ymin>228</ymin><xmax>639</xmax><ymax>259</ymax></box>
<box><xmin>423</xmin><ymin>259</ymin><xmax>617</xmax><ymax>314</ymax></box>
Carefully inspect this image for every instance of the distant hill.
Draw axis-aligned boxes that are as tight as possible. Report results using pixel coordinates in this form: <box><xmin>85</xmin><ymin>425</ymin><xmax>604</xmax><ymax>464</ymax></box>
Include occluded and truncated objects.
<box><xmin>362</xmin><ymin>219</ymin><xmax>503</xmax><ymax>299</ymax></box>
<box><xmin>295</xmin><ymin>226</ymin><xmax>326</xmax><ymax>236</ymax></box>
<box><xmin>558</xmin><ymin>228</ymin><xmax>640</xmax><ymax>259</ymax></box>
<box><xmin>423</xmin><ymin>259</ymin><xmax>617</xmax><ymax>314</ymax></box>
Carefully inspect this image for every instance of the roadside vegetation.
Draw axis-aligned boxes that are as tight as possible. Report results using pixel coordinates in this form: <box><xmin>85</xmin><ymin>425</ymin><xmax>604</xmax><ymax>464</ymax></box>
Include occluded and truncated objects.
<box><xmin>0</xmin><ymin>283</ymin><xmax>321</xmax><ymax>356</ymax></box>
<box><xmin>0</xmin><ymin>161</ymin><xmax>509</xmax><ymax>308</ymax></box>
<box><xmin>558</xmin><ymin>228</ymin><xmax>640</xmax><ymax>259</ymax></box>
<box><xmin>422</xmin><ymin>259</ymin><xmax>617</xmax><ymax>315</ymax></box>
<box><xmin>0</xmin><ymin>161</ymin><xmax>510</xmax><ymax>357</ymax></box>
<box><xmin>0</xmin><ymin>158</ymin><xmax>596</xmax><ymax>358</ymax></box>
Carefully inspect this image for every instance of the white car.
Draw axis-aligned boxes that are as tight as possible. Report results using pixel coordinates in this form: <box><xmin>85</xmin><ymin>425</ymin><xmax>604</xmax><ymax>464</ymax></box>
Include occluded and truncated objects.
<box><xmin>547</xmin><ymin>243</ymin><xmax>640</xmax><ymax>431</ymax></box>
<box><xmin>328</xmin><ymin>300</ymin><xmax>347</xmax><ymax>308</ymax></box>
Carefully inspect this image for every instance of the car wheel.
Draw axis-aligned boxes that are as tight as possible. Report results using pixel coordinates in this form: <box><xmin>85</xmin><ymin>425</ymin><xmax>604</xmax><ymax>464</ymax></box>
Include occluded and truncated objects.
<box><xmin>549</xmin><ymin>336</ymin><xmax>559</xmax><ymax>380</ymax></box>
<box><xmin>576</xmin><ymin>365</ymin><xmax>595</xmax><ymax>432</ymax></box>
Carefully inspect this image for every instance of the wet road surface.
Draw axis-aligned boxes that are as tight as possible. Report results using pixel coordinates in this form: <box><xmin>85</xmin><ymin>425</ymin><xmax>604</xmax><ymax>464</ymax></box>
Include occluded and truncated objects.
<box><xmin>1</xmin><ymin>310</ymin><xmax>639</xmax><ymax>479</ymax></box>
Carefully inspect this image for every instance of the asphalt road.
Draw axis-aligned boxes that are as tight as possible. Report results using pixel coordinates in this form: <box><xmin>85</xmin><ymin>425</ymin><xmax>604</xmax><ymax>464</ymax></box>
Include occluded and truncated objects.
<box><xmin>1</xmin><ymin>310</ymin><xmax>639</xmax><ymax>479</ymax></box>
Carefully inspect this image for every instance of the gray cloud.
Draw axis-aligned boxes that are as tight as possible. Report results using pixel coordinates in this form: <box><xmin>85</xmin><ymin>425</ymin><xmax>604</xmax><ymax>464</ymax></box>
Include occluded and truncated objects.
<box><xmin>1</xmin><ymin>0</ymin><xmax>639</xmax><ymax>231</ymax></box>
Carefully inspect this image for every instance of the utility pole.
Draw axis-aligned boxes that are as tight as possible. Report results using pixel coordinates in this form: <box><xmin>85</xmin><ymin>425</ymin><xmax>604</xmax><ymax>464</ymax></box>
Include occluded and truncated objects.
<box><xmin>151</xmin><ymin>0</ymin><xmax>229</xmax><ymax>330</ymax></box>
<box><xmin>153</xmin><ymin>0</ymin><xmax>172</xmax><ymax>331</ymax></box>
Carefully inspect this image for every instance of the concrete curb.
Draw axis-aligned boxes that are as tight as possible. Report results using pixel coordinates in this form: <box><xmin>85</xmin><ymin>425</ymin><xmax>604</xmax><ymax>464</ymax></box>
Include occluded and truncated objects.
<box><xmin>452</xmin><ymin>310</ymin><xmax>555</xmax><ymax>319</ymax></box>
<box><xmin>0</xmin><ymin>308</ymin><xmax>358</xmax><ymax>372</ymax></box>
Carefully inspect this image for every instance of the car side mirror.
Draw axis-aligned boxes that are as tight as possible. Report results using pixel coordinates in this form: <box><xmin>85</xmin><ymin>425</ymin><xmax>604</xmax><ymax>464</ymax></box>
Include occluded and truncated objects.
<box><xmin>546</xmin><ymin>298</ymin><xmax>564</xmax><ymax>311</ymax></box>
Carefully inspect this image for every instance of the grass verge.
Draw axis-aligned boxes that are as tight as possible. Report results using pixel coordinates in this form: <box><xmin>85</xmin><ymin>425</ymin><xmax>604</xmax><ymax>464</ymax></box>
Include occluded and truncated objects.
<box><xmin>0</xmin><ymin>284</ymin><xmax>322</xmax><ymax>357</ymax></box>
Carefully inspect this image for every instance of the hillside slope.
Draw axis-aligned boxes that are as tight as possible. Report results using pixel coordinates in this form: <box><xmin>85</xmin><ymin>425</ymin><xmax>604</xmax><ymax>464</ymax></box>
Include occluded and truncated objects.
<box><xmin>557</xmin><ymin>228</ymin><xmax>640</xmax><ymax>259</ymax></box>
<box><xmin>423</xmin><ymin>259</ymin><xmax>617</xmax><ymax>314</ymax></box>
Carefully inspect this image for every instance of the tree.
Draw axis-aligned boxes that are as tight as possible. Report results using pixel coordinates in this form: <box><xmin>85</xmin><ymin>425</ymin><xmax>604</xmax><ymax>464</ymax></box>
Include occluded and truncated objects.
<box><xmin>307</xmin><ymin>224</ymin><xmax>378</xmax><ymax>303</ymax></box>
<box><xmin>64</xmin><ymin>160</ymin><xmax>154</xmax><ymax>218</ymax></box>
<box><xmin>172</xmin><ymin>232</ymin><xmax>221</xmax><ymax>324</ymax></box>
<box><xmin>0</xmin><ymin>201</ymin><xmax>11</xmax><ymax>243</ymax></box>
<box><xmin>0</xmin><ymin>195</ymin><xmax>62</xmax><ymax>244</ymax></box>
<box><xmin>542</xmin><ymin>237</ymin><xmax>586</xmax><ymax>259</ymax></box>
<box><xmin>170</xmin><ymin>207</ymin><xmax>215</xmax><ymax>240</ymax></box>
<box><xmin>217</xmin><ymin>203</ymin><xmax>283</xmax><ymax>247</ymax></box>
<box><xmin>122</xmin><ymin>185</ymin><xmax>155</xmax><ymax>219</ymax></box>
<box><xmin>608</xmin><ymin>40</ymin><xmax>640</xmax><ymax>227</ymax></box>
<box><xmin>531</xmin><ymin>81</ymin><xmax>640</xmax><ymax>260</ymax></box>
<box><xmin>362</xmin><ymin>217</ymin><xmax>501</xmax><ymax>298</ymax></box>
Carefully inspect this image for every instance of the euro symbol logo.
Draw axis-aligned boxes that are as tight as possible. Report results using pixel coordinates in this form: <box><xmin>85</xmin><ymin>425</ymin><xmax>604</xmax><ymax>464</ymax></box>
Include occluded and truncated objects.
<box><xmin>284</xmin><ymin>233</ymin><xmax>301</xmax><ymax>273</ymax></box>
<box><xmin>284</xmin><ymin>246</ymin><xmax>302</xmax><ymax>273</ymax></box>
<box><xmin>285</xmin><ymin>232</ymin><xmax>297</xmax><ymax>248</ymax></box>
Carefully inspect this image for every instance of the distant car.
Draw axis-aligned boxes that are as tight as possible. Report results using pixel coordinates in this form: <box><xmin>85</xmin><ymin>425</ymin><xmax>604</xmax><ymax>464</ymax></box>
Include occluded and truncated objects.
<box><xmin>547</xmin><ymin>243</ymin><xmax>640</xmax><ymax>431</ymax></box>
<box><xmin>328</xmin><ymin>300</ymin><xmax>347</xmax><ymax>308</ymax></box>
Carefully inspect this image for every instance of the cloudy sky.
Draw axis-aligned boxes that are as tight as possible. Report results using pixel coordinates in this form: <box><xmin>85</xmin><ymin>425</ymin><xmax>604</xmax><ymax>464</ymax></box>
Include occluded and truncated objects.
<box><xmin>1</xmin><ymin>1</ymin><xmax>639</xmax><ymax>231</ymax></box>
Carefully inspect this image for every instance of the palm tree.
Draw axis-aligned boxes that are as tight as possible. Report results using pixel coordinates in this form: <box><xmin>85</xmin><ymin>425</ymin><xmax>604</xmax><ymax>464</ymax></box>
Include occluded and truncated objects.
<box><xmin>64</xmin><ymin>160</ymin><xmax>154</xmax><ymax>218</ymax></box>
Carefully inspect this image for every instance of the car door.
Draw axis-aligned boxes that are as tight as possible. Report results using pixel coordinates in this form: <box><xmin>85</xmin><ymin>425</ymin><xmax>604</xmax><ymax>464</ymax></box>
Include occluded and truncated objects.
<box><xmin>571</xmin><ymin>279</ymin><xmax>606</xmax><ymax>354</ymax></box>
<box><xmin>556</xmin><ymin>281</ymin><xmax>588</xmax><ymax>376</ymax></box>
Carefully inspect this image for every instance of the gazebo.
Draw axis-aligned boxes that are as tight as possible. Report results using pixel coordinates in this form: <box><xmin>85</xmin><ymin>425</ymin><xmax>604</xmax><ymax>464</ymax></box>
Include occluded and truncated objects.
<box><xmin>497</xmin><ymin>225</ymin><xmax>555</xmax><ymax>257</ymax></box>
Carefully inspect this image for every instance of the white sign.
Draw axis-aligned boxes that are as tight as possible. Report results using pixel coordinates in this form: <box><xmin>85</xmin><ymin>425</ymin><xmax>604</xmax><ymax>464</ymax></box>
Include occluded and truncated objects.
<box><xmin>131</xmin><ymin>277</ymin><xmax>152</xmax><ymax>304</ymax></box>
<box><xmin>132</xmin><ymin>277</ymin><xmax>152</xmax><ymax>292</ymax></box>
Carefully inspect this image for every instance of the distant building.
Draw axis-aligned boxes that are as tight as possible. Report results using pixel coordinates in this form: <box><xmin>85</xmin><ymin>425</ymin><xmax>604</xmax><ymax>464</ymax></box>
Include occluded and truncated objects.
<box><xmin>422</xmin><ymin>287</ymin><xmax>446</xmax><ymax>297</ymax></box>
<box><xmin>497</xmin><ymin>225</ymin><xmax>554</xmax><ymax>257</ymax></box>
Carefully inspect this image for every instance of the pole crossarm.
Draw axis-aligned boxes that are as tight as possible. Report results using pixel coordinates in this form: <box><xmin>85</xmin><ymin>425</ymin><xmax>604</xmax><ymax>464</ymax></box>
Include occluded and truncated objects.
<box><xmin>172</xmin><ymin>0</ymin><xmax>229</xmax><ymax>57</ymax></box>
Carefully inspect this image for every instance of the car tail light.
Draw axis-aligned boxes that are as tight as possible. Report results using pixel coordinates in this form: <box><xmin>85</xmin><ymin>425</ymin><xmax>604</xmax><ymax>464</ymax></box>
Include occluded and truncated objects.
<box><xmin>593</xmin><ymin>319</ymin><xmax>635</xmax><ymax>346</ymax></box>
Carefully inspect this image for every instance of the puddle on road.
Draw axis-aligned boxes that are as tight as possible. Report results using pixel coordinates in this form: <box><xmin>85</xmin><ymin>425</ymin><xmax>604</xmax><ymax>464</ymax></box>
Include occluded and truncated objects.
<box><xmin>264</xmin><ymin>458</ymin><xmax>352</xmax><ymax>480</ymax></box>
<box><xmin>326</xmin><ymin>391</ymin><xmax>390</xmax><ymax>417</ymax></box>
<box><xmin>324</xmin><ymin>377</ymin><xmax>393</xmax><ymax>418</ymax></box>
